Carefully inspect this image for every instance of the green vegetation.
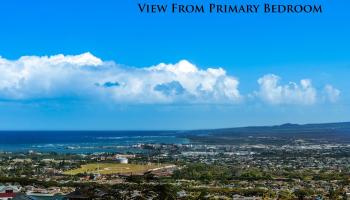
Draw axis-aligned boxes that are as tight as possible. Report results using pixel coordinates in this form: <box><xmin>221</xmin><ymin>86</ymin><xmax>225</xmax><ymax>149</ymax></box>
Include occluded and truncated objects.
<box><xmin>172</xmin><ymin>163</ymin><xmax>273</xmax><ymax>182</ymax></box>
<box><xmin>64</xmin><ymin>163</ymin><xmax>166</xmax><ymax>175</ymax></box>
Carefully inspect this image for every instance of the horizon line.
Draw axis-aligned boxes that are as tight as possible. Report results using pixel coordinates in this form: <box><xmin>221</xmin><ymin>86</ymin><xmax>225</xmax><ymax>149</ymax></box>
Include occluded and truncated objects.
<box><xmin>0</xmin><ymin>121</ymin><xmax>348</xmax><ymax>132</ymax></box>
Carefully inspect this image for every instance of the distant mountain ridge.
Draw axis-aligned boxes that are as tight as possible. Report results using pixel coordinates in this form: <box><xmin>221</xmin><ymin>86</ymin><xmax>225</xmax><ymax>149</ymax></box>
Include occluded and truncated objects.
<box><xmin>186</xmin><ymin>122</ymin><xmax>350</xmax><ymax>144</ymax></box>
<box><xmin>190</xmin><ymin>122</ymin><xmax>350</xmax><ymax>134</ymax></box>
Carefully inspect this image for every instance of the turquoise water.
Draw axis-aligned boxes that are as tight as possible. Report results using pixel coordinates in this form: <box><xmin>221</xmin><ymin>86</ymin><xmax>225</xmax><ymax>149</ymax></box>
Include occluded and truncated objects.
<box><xmin>28</xmin><ymin>195</ymin><xmax>64</xmax><ymax>200</ymax></box>
<box><xmin>0</xmin><ymin>131</ymin><xmax>189</xmax><ymax>153</ymax></box>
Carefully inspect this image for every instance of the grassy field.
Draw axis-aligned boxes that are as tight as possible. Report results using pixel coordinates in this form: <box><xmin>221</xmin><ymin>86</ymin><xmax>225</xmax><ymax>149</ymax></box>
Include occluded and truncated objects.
<box><xmin>64</xmin><ymin>163</ymin><xmax>165</xmax><ymax>175</ymax></box>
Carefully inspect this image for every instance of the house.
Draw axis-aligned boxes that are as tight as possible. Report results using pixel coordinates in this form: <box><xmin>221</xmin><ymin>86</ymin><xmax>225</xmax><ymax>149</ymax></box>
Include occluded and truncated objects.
<box><xmin>0</xmin><ymin>185</ymin><xmax>21</xmax><ymax>200</ymax></box>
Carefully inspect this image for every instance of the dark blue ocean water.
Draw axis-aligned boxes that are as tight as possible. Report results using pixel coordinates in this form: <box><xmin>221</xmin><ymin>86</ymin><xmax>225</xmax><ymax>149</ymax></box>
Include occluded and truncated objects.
<box><xmin>0</xmin><ymin>131</ymin><xmax>189</xmax><ymax>153</ymax></box>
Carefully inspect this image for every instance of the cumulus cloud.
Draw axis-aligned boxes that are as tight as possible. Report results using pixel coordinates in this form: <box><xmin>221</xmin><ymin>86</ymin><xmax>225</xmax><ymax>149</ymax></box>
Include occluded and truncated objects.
<box><xmin>323</xmin><ymin>84</ymin><xmax>340</xmax><ymax>103</ymax></box>
<box><xmin>255</xmin><ymin>74</ymin><xmax>340</xmax><ymax>105</ymax></box>
<box><xmin>154</xmin><ymin>81</ymin><xmax>185</xmax><ymax>96</ymax></box>
<box><xmin>0</xmin><ymin>53</ymin><xmax>341</xmax><ymax>105</ymax></box>
<box><xmin>0</xmin><ymin>53</ymin><xmax>242</xmax><ymax>104</ymax></box>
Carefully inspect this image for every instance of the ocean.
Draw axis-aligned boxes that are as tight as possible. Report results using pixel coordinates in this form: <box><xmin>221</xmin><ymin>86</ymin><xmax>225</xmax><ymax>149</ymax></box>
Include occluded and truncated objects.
<box><xmin>0</xmin><ymin>131</ymin><xmax>189</xmax><ymax>154</ymax></box>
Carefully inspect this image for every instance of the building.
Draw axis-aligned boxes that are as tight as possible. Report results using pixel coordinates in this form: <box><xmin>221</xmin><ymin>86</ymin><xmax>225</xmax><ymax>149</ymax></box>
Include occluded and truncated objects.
<box><xmin>0</xmin><ymin>185</ymin><xmax>21</xmax><ymax>200</ymax></box>
<box><xmin>115</xmin><ymin>157</ymin><xmax>128</xmax><ymax>164</ymax></box>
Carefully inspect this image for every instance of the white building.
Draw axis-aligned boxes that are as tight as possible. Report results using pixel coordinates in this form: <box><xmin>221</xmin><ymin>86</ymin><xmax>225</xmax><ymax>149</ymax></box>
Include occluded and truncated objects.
<box><xmin>115</xmin><ymin>157</ymin><xmax>128</xmax><ymax>164</ymax></box>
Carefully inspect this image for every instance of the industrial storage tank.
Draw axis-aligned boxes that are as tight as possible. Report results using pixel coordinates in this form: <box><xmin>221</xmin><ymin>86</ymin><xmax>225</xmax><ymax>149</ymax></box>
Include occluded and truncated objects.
<box><xmin>115</xmin><ymin>157</ymin><xmax>128</xmax><ymax>164</ymax></box>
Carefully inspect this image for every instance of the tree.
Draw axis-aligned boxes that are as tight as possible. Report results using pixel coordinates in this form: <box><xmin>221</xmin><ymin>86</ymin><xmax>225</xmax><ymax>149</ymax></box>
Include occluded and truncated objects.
<box><xmin>155</xmin><ymin>184</ymin><xmax>177</xmax><ymax>200</ymax></box>
<box><xmin>294</xmin><ymin>189</ymin><xmax>308</xmax><ymax>200</ymax></box>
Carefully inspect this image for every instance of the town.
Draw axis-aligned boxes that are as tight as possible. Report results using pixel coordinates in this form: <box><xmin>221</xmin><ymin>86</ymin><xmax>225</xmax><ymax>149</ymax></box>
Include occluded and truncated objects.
<box><xmin>1</xmin><ymin>136</ymin><xmax>350</xmax><ymax>199</ymax></box>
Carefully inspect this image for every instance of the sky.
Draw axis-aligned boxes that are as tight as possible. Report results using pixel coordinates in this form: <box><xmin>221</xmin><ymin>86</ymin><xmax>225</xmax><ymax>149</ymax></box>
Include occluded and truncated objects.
<box><xmin>0</xmin><ymin>0</ymin><xmax>349</xmax><ymax>130</ymax></box>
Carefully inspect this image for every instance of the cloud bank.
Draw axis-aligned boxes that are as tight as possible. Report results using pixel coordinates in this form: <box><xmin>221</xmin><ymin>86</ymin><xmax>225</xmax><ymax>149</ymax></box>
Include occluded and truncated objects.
<box><xmin>0</xmin><ymin>53</ymin><xmax>241</xmax><ymax>103</ymax></box>
<box><xmin>0</xmin><ymin>53</ymin><xmax>340</xmax><ymax>105</ymax></box>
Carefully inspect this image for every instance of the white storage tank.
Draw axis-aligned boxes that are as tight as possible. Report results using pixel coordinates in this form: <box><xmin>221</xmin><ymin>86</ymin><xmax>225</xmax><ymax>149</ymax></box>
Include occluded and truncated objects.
<box><xmin>115</xmin><ymin>157</ymin><xmax>128</xmax><ymax>164</ymax></box>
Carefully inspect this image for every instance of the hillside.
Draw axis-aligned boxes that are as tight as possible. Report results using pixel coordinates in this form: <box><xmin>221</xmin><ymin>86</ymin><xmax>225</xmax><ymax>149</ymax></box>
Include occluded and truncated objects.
<box><xmin>185</xmin><ymin>122</ymin><xmax>350</xmax><ymax>145</ymax></box>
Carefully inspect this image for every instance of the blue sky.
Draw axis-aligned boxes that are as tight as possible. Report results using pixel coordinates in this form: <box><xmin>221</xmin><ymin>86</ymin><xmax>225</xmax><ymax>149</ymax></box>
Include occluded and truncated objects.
<box><xmin>0</xmin><ymin>0</ymin><xmax>349</xmax><ymax>130</ymax></box>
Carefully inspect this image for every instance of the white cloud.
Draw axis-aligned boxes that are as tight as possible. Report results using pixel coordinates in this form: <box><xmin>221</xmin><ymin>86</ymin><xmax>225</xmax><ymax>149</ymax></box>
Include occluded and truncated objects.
<box><xmin>0</xmin><ymin>53</ymin><xmax>242</xmax><ymax>104</ymax></box>
<box><xmin>323</xmin><ymin>84</ymin><xmax>340</xmax><ymax>103</ymax></box>
<box><xmin>255</xmin><ymin>74</ymin><xmax>340</xmax><ymax>105</ymax></box>
<box><xmin>256</xmin><ymin>74</ymin><xmax>317</xmax><ymax>105</ymax></box>
<box><xmin>0</xmin><ymin>53</ymin><xmax>341</xmax><ymax>105</ymax></box>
